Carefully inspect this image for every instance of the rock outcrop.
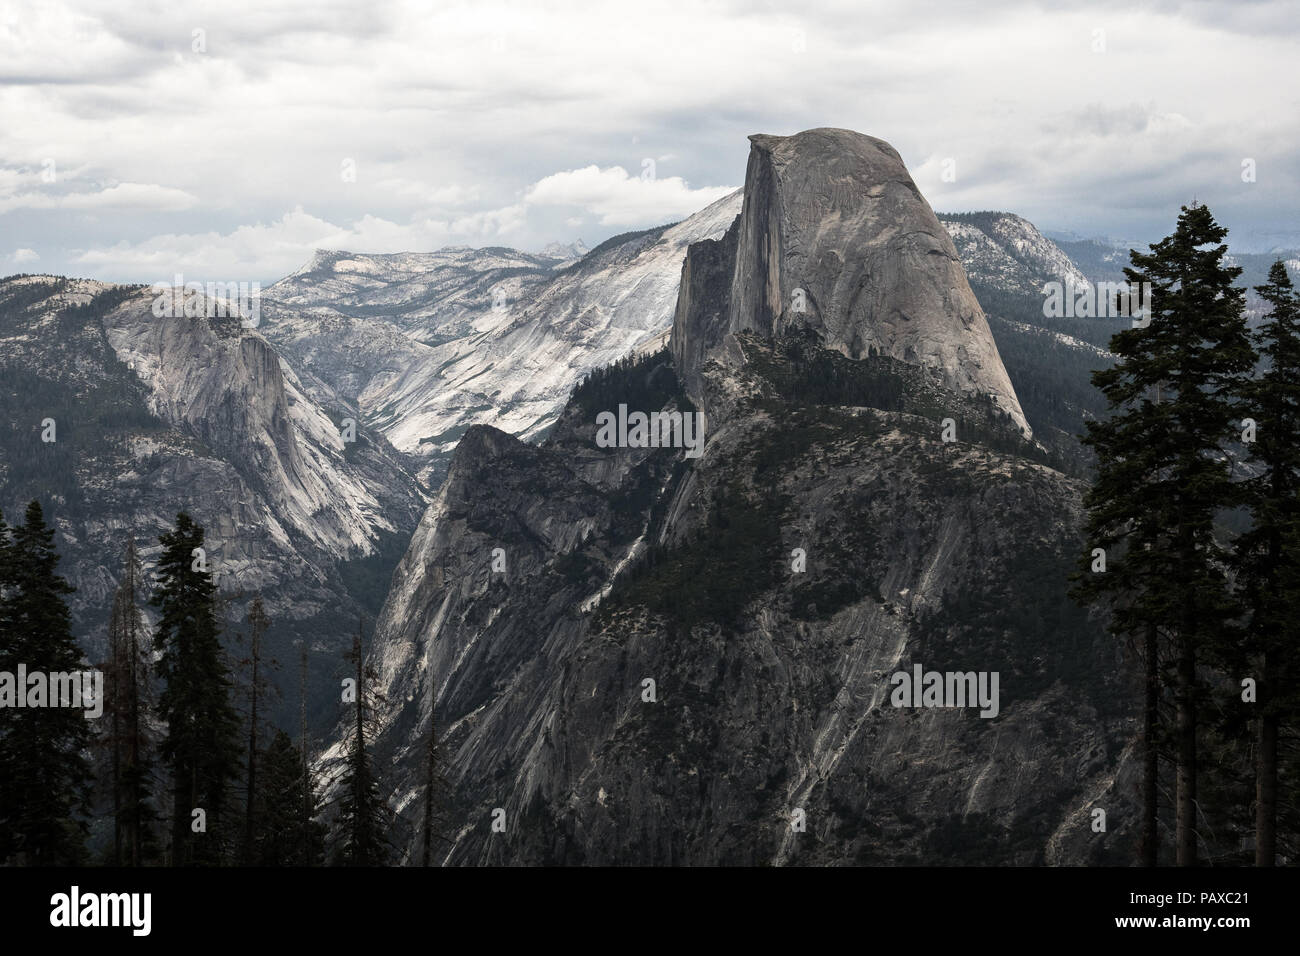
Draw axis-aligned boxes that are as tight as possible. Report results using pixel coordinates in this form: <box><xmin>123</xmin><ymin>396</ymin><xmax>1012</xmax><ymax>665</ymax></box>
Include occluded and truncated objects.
<box><xmin>673</xmin><ymin>129</ymin><xmax>1029</xmax><ymax>436</ymax></box>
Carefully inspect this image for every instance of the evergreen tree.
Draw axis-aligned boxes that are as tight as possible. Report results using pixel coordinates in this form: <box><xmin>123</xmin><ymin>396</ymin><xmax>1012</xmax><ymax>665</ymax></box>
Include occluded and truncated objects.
<box><xmin>102</xmin><ymin>537</ymin><xmax>159</xmax><ymax>865</ymax></box>
<box><xmin>251</xmin><ymin>730</ymin><xmax>325</xmax><ymax>866</ymax></box>
<box><xmin>1077</xmin><ymin>204</ymin><xmax>1255</xmax><ymax>866</ymax></box>
<box><xmin>0</xmin><ymin>501</ymin><xmax>93</xmax><ymax>864</ymax></box>
<box><xmin>334</xmin><ymin>619</ymin><xmax>392</xmax><ymax>866</ymax></box>
<box><xmin>1234</xmin><ymin>260</ymin><xmax>1300</xmax><ymax>865</ymax></box>
<box><xmin>151</xmin><ymin>512</ymin><xmax>241</xmax><ymax>866</ymax></box>
<box><xmin>236</xmin><ymin>596</ymin><xmax>273</xmax><ymax>864</ymax></box>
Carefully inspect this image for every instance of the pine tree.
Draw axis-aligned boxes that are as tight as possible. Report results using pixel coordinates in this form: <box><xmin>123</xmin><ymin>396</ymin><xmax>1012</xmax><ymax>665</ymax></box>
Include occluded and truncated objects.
<box><xmin>1234</xmin><ymin>260</ymin><xmax>1300</xmax><ymax>865</ymax></box>
<box><xmin>251</xmin><ymin>730</ymin><xmax>325</xmax><ymax>866</ymax></box>
<box><xmin>237</xmin><ymin>596</ymin><xmax>273</xmax><ymax>864</ymax></box>
<box><xmin>102</xmin><ymin>537</ymin><xmax>159</xmax><ymax>865</ymax></box>
<box><xmin>151</xmin><ymin>512</ymin><xmax>241</xmax><ymax>866</ymax></box>
<box><xmin>334</xmin><ymin>619</ymin><xmax>392</xmax><ymax>866</ymax></box>
<box><xmin>0</xmin><ymin>501</ymin><xmax>93</xmax><ymax>864</ymax></box>
<box><xmin>1077</xmin><ymin>204</ymin><xmax>1255</xmax><ymax>866</ymax></box>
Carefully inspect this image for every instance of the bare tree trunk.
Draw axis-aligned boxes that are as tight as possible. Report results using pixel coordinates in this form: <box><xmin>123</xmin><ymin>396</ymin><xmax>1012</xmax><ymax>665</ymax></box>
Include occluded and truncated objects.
<box><xmin>1254</xmin><ymin>514</ymin><xmax>1282</xmax><ymax>867</ymax></box>
<box><xmin>243</xmin><ymin>599</ymin><xmax>266</xmax><ymax>863</ymax></box>
<box><xmin>1141</xmin><ymin>622</ymin><xmax>1159</xmax><ymax>866</ymax></box>
<box><xmin>1256</xmin><ymin>648</ymin><xmax>1277</xmax><ymax>866</ymax></box>
<box><xmin>127</xmin><ymin>562</ymin><xmax>141</xmax><ymax>868</ymax></box>
<box><xmin>1175</xmin><ymin>634</ymin><xmax>1197</xmax><ymax>866</ymax></box>
<box><xmin>110</xmin><ymin>588</ymin><xmax>123</xmax><ymax>866</ymax></box>
<box><xmin>109</xmin><ymin>538</ymin><xmax>146</xmax><ymax>866</ymax></box>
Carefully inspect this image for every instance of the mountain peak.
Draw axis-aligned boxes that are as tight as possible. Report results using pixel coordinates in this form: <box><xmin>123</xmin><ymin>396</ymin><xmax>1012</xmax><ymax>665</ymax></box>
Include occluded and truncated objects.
<box><xmin>540</xmin><ymin>239</ymin><xmax>590</xmax><ymax>262</ymax></box>
<box><xmin>672</xmin><ymin>127</ymin><xmax>1030</xmax><ymax>437</ymax></box>
<box><xmin>747</xmin><ymin>126</ymin><xmax>906</xmax><ymax>164</ymax></box>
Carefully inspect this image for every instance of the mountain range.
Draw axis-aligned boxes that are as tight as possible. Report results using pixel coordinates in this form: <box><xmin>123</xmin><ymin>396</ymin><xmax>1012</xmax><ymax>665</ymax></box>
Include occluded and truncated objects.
<box><xmin>1</xmin><ymin>127</ymin><xmax>1151</xmax><ymax>863</ymax></box>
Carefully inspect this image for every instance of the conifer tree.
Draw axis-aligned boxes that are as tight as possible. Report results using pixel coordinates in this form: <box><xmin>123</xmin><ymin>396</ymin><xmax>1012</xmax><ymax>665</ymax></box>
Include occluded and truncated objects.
<box><xmin>0</xmin><ymin>501</ymin><xmax>92</xmax><ymax>864</ymax></box>
<box><xmin>1234</xmin><ymin>260</ymin><xmax>1300</xmax><ymax>865</ymax></box>
<box><xmin>237</xmin><ymin>596</ymin><xmax>273</xmax><ymax>864</ymax></box>
<box><xmin>251</xmin><ymin>730</ymin><xmax>325</xmax><ymax>866</ymax></box>
<box><xmin>1078</xmin><ymin>204</ymin><xmax>1255</xmax><ymax>866</ymax></box>
<box><xmin>103</xmin><ymin>537</ymin><xmax>158</xmax><ymax>865</ymax></box>
<box><xmin>152</xmin><ymin>512</ymin><xmax>241</xmax><ymax>866</ymax></box>
<box><xmin>335</xmin><ymin>619</ymin><xmax>392</xmax><ymax>865</ymax></box>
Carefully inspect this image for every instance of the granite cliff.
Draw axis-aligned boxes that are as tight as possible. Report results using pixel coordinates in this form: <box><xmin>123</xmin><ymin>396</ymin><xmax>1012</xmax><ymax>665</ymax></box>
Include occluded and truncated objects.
<box><xmin>340</xmin><ymin>130</ymin><xmax>1136</xmax><ymax>865</ymax></box>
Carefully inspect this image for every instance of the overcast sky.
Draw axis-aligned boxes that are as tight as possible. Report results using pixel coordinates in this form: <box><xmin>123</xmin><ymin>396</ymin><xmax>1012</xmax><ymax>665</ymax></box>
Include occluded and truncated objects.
<box><xmin>2</xmin><ymin>0</ymin><xmax>1297</xmax><ymax>283</ymax></box>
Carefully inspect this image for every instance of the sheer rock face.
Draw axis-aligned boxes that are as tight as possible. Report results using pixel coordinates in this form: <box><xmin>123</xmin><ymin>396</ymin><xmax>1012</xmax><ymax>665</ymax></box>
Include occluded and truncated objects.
<box><xmin>0</xmin><ymin>276</ymin><xmax>425</xmax><ymax>730</ymax></box>
<box><xmin>673</xmin><ymin>128</ymin><xmax>1030</xmax><ymax>436</ymax></box>
<box><xmin>347</xmin><ymin>338</ymin><xmax>1133</xmax><ymax>866</ymax></box>
<box><xmin>102</xmin><ymin>288</ymin><xmax>422</xmax><ymax>559</ymax></box>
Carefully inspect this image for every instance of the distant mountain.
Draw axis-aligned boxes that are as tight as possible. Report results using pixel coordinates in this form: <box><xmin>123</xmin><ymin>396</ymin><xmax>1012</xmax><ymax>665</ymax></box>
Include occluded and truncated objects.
<box><xmin>0</xmin><ymin>276</ymin><xmax>427</xmax><ymax>732</ymax></box>
<box><xmin>941</xmin><ymin>211</ymin><xmax>1089</xmax><ymax>293</ymax></box>
<box><xmin>1046</xmin><ymin>231</ymin><xmax>1300</xmax><ymax>326</ymax></box>
<box><xmin>261</xmin><ymin>191</ymin><xmax>742</xmax><ymax>486</ymax></box>
<box><xmin>267</xmin><ymin>247</ymin><xmax>559</xmax><ymax>347</ymax></box>
<box><xmin>934</xmin><ymin>212</ymin><xmax>1120</xmax><ymax>474</ymax></box>
<box><xmin>540</xmin><ymin>239</ymin><xmax>590</xmax><ymax>265</ymax></box>
<box><xmin>1043</xmin><ymin>237</ymin><xmax>1129</xmax><ymax>285</ymax></box>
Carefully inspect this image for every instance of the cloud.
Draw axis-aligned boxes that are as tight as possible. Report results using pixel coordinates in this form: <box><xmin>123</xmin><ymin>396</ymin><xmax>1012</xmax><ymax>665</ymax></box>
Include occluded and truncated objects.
<box><xmin>67</xmin><ymin>204</ymin><xmax>530</xmax><ymax>282</ymax></box>
<box><xmin>10</xmin><ymin>248</ymin><xmax>39</xmax><ymax>263</ymax></box>
<box><xmin>62</xmin><ymin>163</ymin><xmax>732</xmax><ymax>281</ymax></box>
<box><xmin>57</xmin><ymin>182</ymin><xmax>198</xmax><ymax>210</ymax></box>
<box><xmin>3</xmin><ymin>0</ymin><xmax>1298</xmax><ymax>278</ymax></box>
<box><xmin>0</xmin><ymin>179</ymin><xmax>199</xmax><ymax>213</ymax></box>
<box><xmin>523</xmin><ymin>165</ymin><xmax>737</xmax><ymax>226</ymax></box>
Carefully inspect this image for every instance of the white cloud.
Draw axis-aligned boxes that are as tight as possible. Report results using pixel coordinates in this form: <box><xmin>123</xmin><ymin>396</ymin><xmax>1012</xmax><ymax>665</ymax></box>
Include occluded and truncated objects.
<box><xmin>59</xmin><ymin>182</ymin><xmax>198</xmax><ymax>211</ymax></box>
<box><xmin>524</xmin><ymin>165</ymin><xmax>736</xmax><ymax>226</ymax></box>
<box><xmin>3</xmin><ymin>0</ymin><xmax>1297</xmax><ymax>277</ymax></box>
<box><xmin>11</xmin><ymin>248</ymin><xmax>39</xmax><ymax>263</ymax></box>
<box><xmin>0</xmin><ymin>180</ymin><xmax>198</xmax><ymax>213</ymax></box>
<box><xmin>73</xmin><ymin>207</ymin><xmax>412</xmax><ymax>280</ymax></box>
<box><xmin>64</xmin><ymin>163</ymin><xmax>732</xmax><ymax>280</ymax></box>
<box><xmin>68</xmin><ymin>204</ymin><xmax>530</xmax><ymax>282</ymax></box>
